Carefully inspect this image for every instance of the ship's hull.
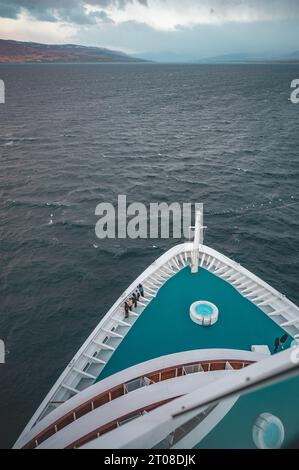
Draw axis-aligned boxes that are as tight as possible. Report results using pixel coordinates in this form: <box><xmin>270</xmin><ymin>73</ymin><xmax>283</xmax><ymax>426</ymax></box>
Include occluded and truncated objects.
<box><xmin>14</xmin><ymin>243</ymin><xmax>299</xmax><ymax>449</ymax></box>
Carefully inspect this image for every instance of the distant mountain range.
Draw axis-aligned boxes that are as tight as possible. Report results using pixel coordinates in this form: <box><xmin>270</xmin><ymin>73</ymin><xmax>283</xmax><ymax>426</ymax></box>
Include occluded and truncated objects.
<box><xmin>197</xmin><ymin>52</ymin><xmax>299</xmax><ymax>64</ymax></box>
<box><xmin>1</xmin><ymin>39</ymin><xmax>299</xmax><ymax>65</ymax></box>
<box><xmin>0</xmin><ymin>39</ymin><xmax>146</xmax><ymax>63</ymax></box>
<box><xmin>135</xmin><ymin>50</ymin><xmax>299</xmax><ymax>64</ymax></box>
<box><xmin>132</xmin><ymin>51</ymin><xmax>194</xmax><ymax>63</ymax></box>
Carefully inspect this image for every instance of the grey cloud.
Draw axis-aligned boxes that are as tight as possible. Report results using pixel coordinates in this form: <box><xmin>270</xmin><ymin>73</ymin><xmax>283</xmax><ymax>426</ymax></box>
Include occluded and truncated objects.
<box><xmin>0</xmin><ymin>0</ymin><xmax>20</xmax><ymax>19</ymax></box>
<box><xmin>90</xmin><ymin>9</ymin><xmax>115</xmax><ymax>23</ymax></box>
<box><xmin>86</xmin><ymin>0</ymin><xmax>148</xmax><ymax>8</ymax></box>
<box><xmin>1</xmin><ymin>0</ymin><xmax>299</xmax><ymax>25</ymax></box>
<box><xmin>0</xmin><ymin>0</ymin><xmax>148</xmax><ymax>24</ymax></box>
<box><xmin>0</xmin><ymin>0</ymin><xmax>118</xmax><ymax>24</ymax></box>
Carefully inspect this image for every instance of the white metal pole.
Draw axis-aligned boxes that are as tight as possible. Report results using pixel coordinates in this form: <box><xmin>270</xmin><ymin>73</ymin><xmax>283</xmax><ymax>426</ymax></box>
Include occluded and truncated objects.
<box><xmin>191</xmin><ymin>208</ymin><xmax>203</xmax><ymax>274</ymax></box>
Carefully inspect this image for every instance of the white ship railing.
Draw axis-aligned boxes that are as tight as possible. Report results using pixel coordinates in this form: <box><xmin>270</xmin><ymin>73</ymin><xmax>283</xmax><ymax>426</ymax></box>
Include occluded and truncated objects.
<box><xmin>15</xmin><ymin>242</ymin><xmax>299</xmax><ymax>446</ymax></box>
<box><xmin>16</xmin><ymin>349</ymin><xmax>262</xmax><ymax>449</ymax></box>
<box><xmin>81</xmin><ymin>348</ymin><xmax>299</xmax><ymax>450</ymax></box>
<box><xmin>16</xmin><ymin>243</ymin><xmax>194</xmax><ymax>440</ymax></box>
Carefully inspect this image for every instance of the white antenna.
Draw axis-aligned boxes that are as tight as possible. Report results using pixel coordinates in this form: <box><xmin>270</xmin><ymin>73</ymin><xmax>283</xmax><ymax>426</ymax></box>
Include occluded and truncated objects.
<box><xmin>191</xmin><ymin>207</ymin><xmax>206</xmax><ymax>274</ymax></box>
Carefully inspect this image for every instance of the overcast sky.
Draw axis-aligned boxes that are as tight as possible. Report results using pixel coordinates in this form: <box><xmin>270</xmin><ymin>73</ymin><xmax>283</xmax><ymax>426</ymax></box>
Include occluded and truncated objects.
<box><xmin>0</xmin><ymin>0</ymin><xmax>299</xmax><ymax>60</ymax></box>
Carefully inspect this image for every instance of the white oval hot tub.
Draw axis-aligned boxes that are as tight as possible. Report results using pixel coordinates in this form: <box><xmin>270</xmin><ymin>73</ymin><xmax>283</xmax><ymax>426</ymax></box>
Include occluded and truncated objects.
<box><xmin>190</xmin><ymin>301</ymin><xmax>219</xmax><ymax>327</ymax></box>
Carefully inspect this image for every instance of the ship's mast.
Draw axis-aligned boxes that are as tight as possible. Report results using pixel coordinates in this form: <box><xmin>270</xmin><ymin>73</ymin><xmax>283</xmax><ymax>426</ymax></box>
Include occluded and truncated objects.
<box><xmin>191</xmin><ymin>207</ymin><xmax>205</xmax><ymax>274</ymax></box>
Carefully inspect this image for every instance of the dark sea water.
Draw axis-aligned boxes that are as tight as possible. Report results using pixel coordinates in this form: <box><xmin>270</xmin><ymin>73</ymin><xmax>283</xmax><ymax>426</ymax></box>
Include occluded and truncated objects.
<box><xmin>0</xmin><ymin>63</ymin><xmax>298</xmax><ymax>448</ymax></box>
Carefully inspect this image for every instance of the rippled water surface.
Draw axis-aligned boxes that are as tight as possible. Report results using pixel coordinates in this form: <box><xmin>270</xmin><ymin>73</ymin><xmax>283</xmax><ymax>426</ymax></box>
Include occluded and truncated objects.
<box><xmin>0</xmin><ymin>63</ymin><xmax>298</xmax><ymax>448</ymax></box>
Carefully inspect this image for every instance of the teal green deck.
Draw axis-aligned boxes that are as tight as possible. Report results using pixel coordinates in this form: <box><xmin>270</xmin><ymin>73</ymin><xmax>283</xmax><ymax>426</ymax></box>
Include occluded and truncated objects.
<box><xmin>98</xmin><ymin>267</ymin><xmax>291</xmax><ymax>381</ymax></box>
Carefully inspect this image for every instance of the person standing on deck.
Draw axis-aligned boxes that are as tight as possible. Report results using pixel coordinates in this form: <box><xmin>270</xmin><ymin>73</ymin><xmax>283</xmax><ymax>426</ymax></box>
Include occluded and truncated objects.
<box><xmin>138</xmin><ymin>284</ymin><xmax>145</xmax><ymax>297</ymax></box>
<box><xmin>274</xmin><ymin>337</ymin><xmax>280</xmax><ymax>354</ymax></box>
<box><xmin>124</xmin><ymin>301</ymin><xmax>129</xmax><ymax>319</ymax></box>
<box><xmin>135</xmin><ymin>289</ymin><xmax>140</xmax><ymax>300</ymax></box>
<box><xmin>132</xmin><ymin>293</ymin><xmax>138</xmax><ymax>308</ymax></box>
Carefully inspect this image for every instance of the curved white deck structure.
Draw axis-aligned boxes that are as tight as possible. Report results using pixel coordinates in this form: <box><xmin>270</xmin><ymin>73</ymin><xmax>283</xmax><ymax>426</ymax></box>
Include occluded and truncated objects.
<box><xmin>14</xmin><ymin>237</ymin><xmax>299</xmax><ymax>449</ymax></box>
<box><xmin>81</xmin><ymin>349</ymin><xmax>298</xmax><ymax>449</ymax></box>
<box><xmin>15</xmin><ymin>349</ymin><xmax>264</xmax><ymax>449</ymax></box>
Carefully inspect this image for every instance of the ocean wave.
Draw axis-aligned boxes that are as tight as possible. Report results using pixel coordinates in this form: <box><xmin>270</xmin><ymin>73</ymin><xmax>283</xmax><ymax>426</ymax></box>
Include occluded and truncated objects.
<box><xmin>5</xmin><ymin>199</ymin><xmax>71</xmax><ymax>209</ymax></box>
<box><xmin>45</xmin><ymin>201</ymin><xmax>71</xmax><ymax>208</ymax></box>
<box><xmin>0</xmin><ymin>137</ymin><xmax>39</xmax><ymax>145</ymax></box>
<box><xmin>53</xmin><ymin>220</ymin><xmax>94</xmax><ymax>230</ymax></box>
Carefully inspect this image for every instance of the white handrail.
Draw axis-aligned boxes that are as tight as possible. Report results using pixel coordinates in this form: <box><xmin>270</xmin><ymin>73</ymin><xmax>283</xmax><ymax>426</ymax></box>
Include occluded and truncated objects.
<box><xmin>15</xmin><ymin>241</ymin><xmax>299</xmax><ymax>447</ymax></box>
